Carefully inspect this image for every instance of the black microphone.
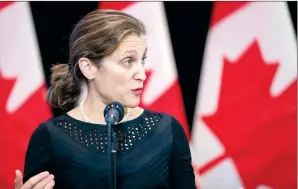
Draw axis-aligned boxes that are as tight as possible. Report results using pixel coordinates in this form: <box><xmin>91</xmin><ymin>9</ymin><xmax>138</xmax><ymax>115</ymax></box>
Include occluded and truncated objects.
<box><xmin>104</xmin><ymin>102</ymin><xmax>125</xmax><ymax>125</ymax></box>
<box><xmin>104</xmin><ymin>102</ymin><xmax>125</xmax><ymax>189</ymax></box>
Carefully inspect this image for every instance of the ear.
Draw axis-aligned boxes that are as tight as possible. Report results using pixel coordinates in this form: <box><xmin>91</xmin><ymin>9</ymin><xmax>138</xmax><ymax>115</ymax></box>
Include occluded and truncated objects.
<box><xmin>78</xmin><ymin>57</ymin><xmax>98</xmax><ymax>80</ymax></box>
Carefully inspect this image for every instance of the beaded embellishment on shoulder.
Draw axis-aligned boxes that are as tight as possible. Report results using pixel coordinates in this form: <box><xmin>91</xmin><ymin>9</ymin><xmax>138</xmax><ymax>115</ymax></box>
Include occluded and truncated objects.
<box><xmin>116</xmin><ymin>111</ymin><xmax>162</xmax><ymax>154</ymax></box>
<box><xmin>53</xmin><ymin>118</ymin><xmax>108</xmax><ymax>153</ymax></box>
<box><xmin>53</xmin><ymin>111</ymin><xmax>163</xmax><ymax>155</ymax></box>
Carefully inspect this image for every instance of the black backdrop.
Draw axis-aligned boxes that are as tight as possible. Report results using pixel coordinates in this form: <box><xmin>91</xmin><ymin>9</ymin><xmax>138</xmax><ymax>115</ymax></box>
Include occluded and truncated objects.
<box><xmin>29</xmin><ymin>1</ymin><xmax>297</xmax><ymax>132</ymax></box>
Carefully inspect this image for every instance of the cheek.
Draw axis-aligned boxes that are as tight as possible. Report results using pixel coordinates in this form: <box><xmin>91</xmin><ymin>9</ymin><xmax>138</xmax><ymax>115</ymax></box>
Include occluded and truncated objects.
<box><xmin>99</xmin><ymin>66</ymin><xmax>131</xmax><ymax>91</ymax></box>
<box><xmin>115</xmin><ymin>74</ymin><xmax>132</xmax><ymax>91</ymax></box>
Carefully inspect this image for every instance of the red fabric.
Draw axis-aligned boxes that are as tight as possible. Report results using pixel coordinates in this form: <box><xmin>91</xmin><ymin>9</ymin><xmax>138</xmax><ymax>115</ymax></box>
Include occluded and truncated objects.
<box><xmin>0</xmin><ymin>2</ymin><xmax>52</xmax><ymax>188</ymax></box>
<box><xmin>0</xmin><ymin>2</ymin><xmax>13</xmax><ymax>11</ymax></box>
<box><xmin>210</xmin><ymin>2</ymin><xmax>249</xmax><ymax>27</ymax></box>
<box><xmin>0</xmin><ymin>74</ymin><xmax>52</xmax><ymax>188</ymax></box>
<box><xmin>99</xmin><ymin>1</ymin><xmax>135</xmax><ymax>10</ymax></box>
<box><xmin>201</xmin><ymin>41</ymin><xmax>297</xmax><ymax>189</ymax></box>
<box><xmin>193</xmin><ymin>2</ymin><xmax>297</xmax><ymax>189</ymax></box>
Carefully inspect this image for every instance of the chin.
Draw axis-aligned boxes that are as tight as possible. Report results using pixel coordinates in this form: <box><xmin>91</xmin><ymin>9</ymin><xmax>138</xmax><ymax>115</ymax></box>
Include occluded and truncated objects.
<box><xmin>124</xmin><ymin>97</ymin><xmax>141</xmax><ymax>108</ymax></box>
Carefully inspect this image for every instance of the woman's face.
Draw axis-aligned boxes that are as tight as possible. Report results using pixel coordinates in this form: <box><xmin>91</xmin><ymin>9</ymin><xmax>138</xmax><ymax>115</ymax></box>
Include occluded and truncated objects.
<box><xmin>91</xmin><ymin>34</ymin><xmax>147</xmax><ymax>107</ymax></box>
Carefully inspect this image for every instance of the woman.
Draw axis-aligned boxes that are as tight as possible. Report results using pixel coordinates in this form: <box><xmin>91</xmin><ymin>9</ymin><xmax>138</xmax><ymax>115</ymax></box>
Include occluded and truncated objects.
<box><xmin>14</xmin><ymin>9</ymin><xmax>196</xmax><ymax>189</ymax></box>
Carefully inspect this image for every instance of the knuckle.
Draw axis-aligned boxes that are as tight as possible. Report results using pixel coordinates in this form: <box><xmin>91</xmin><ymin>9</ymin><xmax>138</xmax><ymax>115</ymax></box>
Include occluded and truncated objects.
<box><xmin>28</xmin><ymin>178</ymin><xmax>37</xmax><ymax>186</ymax></box>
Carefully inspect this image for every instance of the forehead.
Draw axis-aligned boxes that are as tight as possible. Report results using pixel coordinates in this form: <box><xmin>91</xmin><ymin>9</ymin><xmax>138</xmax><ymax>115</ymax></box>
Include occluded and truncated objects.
<box><xmin>115</xmin><ymin>34</ymin><xmax>147</xmax><ymax>56</ymax></box>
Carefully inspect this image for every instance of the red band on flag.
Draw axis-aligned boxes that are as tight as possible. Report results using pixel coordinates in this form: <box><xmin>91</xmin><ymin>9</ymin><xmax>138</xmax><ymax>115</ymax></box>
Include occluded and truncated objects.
<box><xmin>0</xmin><ymin>2</ymin><xmax>14</xmax><ymax>10</ymax></box>
<box><xmin>210</xmin><ymin>2</ymin><xmax>249</xmax><ymax>27</ymax></box>
<box><xmin>99</xmin><ymin>2</ymin><xmax>135</xmax><ymax>10</ymax></box>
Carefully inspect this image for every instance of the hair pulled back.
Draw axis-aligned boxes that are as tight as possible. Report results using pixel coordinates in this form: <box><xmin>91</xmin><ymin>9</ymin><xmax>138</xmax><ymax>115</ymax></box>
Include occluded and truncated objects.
<box><xmin>46</xmin><ymin>9</ymin><xmax>146</xmax><ymax>111</ymax></box>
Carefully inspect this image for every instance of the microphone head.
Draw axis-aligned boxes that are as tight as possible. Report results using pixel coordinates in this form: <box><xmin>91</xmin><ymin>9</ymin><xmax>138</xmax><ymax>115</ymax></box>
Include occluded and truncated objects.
<box><xmin>104</xmin><ymin>102</ymin><xmax>125</xmax><ymax>124</ymax></box>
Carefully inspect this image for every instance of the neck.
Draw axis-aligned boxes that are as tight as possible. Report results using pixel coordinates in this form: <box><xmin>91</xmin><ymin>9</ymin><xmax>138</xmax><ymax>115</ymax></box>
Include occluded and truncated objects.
<box><xmin>81</xmin><ymin>92</ymin><xmax>130</xmax><ymax>124</ymax></box>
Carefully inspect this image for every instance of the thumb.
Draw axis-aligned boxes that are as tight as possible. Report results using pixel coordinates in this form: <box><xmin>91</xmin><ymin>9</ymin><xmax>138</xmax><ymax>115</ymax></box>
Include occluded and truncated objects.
<box><xmin>14</xmin><ymin>170</ymin><xmax>23</xmax><ymax>189</ymax></box>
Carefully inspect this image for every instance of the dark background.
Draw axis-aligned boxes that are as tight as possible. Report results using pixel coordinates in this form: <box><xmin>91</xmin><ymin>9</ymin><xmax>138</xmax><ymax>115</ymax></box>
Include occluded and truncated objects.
<box><xmin>29</xmin><ymin>1</ymin><xmax>297</xmax><ymax>132</ymax></box>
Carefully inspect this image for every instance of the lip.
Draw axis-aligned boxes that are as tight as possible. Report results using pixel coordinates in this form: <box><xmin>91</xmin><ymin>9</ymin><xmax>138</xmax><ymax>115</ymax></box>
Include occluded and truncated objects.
<box><xmin>131</xmin><ymin>88</ymin><xmax>143</xmax><ymax>95</ymax></box>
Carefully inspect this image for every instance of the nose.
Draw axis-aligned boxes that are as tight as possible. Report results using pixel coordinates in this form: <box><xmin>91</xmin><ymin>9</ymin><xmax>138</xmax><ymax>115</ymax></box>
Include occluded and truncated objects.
<box><xmin>134</xmin><ymin>66</ymin><xmax>146</xmax><ymax>81</ymax></box>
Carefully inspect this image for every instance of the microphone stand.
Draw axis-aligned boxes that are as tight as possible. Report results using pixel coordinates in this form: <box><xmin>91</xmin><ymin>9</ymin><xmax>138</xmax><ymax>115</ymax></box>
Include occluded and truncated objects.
<box><xmin>104</xmin><ymin>103</ymin><xmax>124</xmax><ymax>189</ymax></box>
<box><xmin>107</xmin><ymin>118</ymin><xmax>117</xmax><ymax>189</ymax></box>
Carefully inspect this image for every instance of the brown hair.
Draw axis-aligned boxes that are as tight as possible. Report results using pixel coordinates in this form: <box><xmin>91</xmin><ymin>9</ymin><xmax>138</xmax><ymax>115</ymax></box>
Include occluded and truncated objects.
<box><xmin>46</xmin><ymin>9</ymin><xmax>146</xmax><ymax>111</ymax></box>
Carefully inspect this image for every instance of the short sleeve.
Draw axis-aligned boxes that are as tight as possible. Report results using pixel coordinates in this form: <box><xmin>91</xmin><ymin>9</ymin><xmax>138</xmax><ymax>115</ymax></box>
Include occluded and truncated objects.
<box><xmin>23</xmin><ymin>123</ymin><xmax>52</xmax><ymax>183</ymax></box>
<box><xmin>170</xmin><ymin>116</ymin><xmax>196</xmax><ymax>189</ymax></box>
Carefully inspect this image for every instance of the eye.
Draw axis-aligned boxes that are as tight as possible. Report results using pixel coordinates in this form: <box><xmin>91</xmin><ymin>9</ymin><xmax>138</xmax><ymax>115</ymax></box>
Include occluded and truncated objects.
<box><xmin>123</xmin><ymin>57</ymin><xmax>133</xmax><ymax>65</ymax></box>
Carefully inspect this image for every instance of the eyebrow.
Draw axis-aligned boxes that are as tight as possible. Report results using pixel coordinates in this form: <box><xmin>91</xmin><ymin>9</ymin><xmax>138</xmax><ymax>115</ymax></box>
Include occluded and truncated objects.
<box><xmin>122</xmin><ymin>47</ymin><xmax>148</xmax><ymax>56</ymax></box>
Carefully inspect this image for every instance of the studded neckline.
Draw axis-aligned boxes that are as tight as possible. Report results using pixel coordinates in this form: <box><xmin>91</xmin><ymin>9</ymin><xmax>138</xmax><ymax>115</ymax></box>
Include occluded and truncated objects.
<box><xmin>54</xmin><ymin>109</ymin><xmax>162</xmax><ymax>154</ymax></box>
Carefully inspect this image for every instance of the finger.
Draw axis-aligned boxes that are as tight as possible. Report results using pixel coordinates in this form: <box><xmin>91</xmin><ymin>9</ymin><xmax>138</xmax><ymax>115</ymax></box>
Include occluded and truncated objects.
<box><xmin>44</xmin><ymin>180</ymin><xmax>55</xmax><ymax>189</ymax></box>
<box><xmin>22</xmin><ymin>171</ymin><xmax>49</xmax><ymax>189</ymax></box>
<box><xmin>32</xmin><ymin>174</ymin><xmax>54</xmax><ymax>189</ymax></box>
<box><xmin>14</xmin><ymin>170</ymin><xmax>23</xmax><ymax>189</ymax></box>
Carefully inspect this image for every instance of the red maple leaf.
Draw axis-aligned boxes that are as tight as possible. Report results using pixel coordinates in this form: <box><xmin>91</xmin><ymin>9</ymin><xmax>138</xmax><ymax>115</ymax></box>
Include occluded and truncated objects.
<box><xmin>0</xmin><ymin>73</ymin><xmax>52</xmax><ymax>188</ymax></box>
<box><xmin>199</xmin><ymin>41</ymin><xmax>297</xmax><ymax>189</ymax></box>
<box><xmin>139</xmin><ymin>70</ymin><xmax>190</xmax><ymax>139</ymax></box>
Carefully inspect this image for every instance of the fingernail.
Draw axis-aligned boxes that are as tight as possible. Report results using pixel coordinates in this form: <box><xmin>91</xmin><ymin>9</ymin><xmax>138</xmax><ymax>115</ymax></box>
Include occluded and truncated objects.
<box><xmin>43</xmin><ymin>171</ymin><xmax>50</xmax><ymax>176</ymax></box>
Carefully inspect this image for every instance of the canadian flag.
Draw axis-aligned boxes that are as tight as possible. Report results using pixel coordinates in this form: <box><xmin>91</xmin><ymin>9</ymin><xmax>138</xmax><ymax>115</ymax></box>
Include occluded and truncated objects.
<box><xmin>99</xmin><ymin>2</ymin><xmax>190</xmax><ymax>138</ymax></box>
<box><xmin>0</xmin><ymin>2</ymin><xmax>52</xmax><ymax>189</ymax></box>
<box><xmin>190</xmin><ymin>2</ymin><xmax>297</xmax><ymax>189</ymax></box>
